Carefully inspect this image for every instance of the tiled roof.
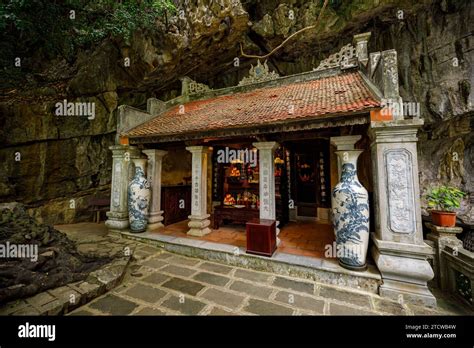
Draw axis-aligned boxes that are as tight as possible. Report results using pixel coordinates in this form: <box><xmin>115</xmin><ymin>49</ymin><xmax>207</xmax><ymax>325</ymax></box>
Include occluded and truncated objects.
<box><xmin>125</xmin><ymin>71</ymin><xmax>380</xmax><ymax>139</ymax></box>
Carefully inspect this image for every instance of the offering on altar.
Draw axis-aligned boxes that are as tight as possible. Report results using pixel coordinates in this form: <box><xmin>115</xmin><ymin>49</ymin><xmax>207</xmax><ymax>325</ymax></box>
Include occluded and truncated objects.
<box><xmin>223</xmin><ymin>193</ymin><xmax>236</xmax><ymax>205</ymax></box>
<box><xmin>229</xmin><ymin>166</ymin><xmax>241</xmax><ymax>177</ymax></box>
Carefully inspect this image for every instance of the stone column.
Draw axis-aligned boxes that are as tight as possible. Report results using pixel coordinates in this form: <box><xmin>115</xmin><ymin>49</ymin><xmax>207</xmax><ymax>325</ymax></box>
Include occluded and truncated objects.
<box><xmin>143</xmin><ymin>149</ymin><xmax>168</xmax><ymax>231</ymax></box>
<box><xmin>353</xmin><ymin>32</ymin><xmax>371</xmax><ymax>67</ymax></box>
<box><xmin>253</xmin><ymin>142</ymin><xmax>280</xmax><ymax>244</ymax></box>
<box><xmin>330</xmin><ymin>135</ymin><xmax>361</xmax><ymax>180</ymax></box>
<box><xmin>186</xmin><ymin>146</ymin><xmax>211</xmax><ymax>236</ymax></box>
<box><xmin>426</xmin><ymin>223</ymin><xmax>463</xmax><ymax>290</ymax></box>
<box><xmin>381</xmin><ymin>49</ymin><xmax>404</xmax><ymax>120</ymax></box>
<box><xmin>253</xmin><ymin>142</ymin><xmax>278</xmax><ymax>220</ymax></box>
<box><xmin>369</xmin><ymin>119</ymin><xmax>436</xmax><ymax>307</ymax></box>
<box><xmin>105</xmin><ymin>145</ymin><xmax>141</xmax><ymax>232</ymax></box>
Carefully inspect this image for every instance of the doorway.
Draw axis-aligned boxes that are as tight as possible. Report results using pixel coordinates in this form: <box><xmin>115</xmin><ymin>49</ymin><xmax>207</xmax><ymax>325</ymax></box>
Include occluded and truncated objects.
<box><xmin>288</xmin><ymin>139</ymin><xmax>330</xmax><ymax>220</ymax></box>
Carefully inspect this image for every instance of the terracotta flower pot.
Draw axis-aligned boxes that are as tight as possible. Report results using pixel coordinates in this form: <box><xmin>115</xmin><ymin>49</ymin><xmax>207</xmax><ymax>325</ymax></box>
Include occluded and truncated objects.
<box><xmin>431</xmin><ymin>210</ymin><xmax>456</xmax><ymax>227</ymax></box>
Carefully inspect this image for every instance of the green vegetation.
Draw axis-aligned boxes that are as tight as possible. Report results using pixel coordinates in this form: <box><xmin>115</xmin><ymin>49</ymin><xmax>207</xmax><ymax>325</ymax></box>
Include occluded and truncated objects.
<box><xmin>1</xmin><ymin>0</ymin><xmax>176</xmax><ymax>83</ymax></box>
<box><xmin>426</xmin><ymin>185</ymin><xmax>466</xmax><ymax>212</ymax></box>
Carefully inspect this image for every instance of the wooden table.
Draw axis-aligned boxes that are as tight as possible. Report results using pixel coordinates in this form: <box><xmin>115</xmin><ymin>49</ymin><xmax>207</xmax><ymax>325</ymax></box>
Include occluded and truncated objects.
<box><xmin>246</xmin><ymin>218</ymin><xmax>276</xmax><ymax>257</ymax></box>
<box><xmin>212</xmin><ymin>206</ymin><xmax>259</xmax><ymax>229</ymax></box>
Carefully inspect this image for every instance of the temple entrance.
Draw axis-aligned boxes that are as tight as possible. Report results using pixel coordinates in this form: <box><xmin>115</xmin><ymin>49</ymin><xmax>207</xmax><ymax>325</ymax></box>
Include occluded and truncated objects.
<box><xmin>150</xmin><ymin>137</ymin><xmax>335</xmax><ymax>260</ymax></box>
<box><xmin>287</xmin><ymin>139</ymin><xmax>331</xmax><ymax>220</ymax></box>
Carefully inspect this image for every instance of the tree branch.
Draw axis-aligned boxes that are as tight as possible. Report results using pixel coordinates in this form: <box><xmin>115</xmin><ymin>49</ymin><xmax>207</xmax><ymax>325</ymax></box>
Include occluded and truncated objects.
<box><xmin>240</xmin><ymin>0</ymin><xmax>329</xmax><ymax>60</ymax></box>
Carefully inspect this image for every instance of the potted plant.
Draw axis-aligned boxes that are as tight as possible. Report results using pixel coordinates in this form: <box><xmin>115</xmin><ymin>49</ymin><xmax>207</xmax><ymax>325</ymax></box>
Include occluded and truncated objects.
<box><xmin>426</xmin><ymin>185</ymin><xmax>466</xmax><ymax>227</ymax></box>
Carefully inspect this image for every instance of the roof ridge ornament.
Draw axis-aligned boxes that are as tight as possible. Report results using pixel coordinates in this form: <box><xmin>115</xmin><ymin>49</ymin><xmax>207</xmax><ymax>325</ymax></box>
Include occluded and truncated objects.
<box><xmin>238</xmin><ymin>60</ymin><xmax>279</xmax><ymax>86</ymax></box>
<box><xmin>181</xmin><ymin>76</ymin><xmax>211</xmax><ymax>97</ymax></box>
<box><xmin>314</xmin><ymin>43</ymin><xmax>357</xmax><ymax>71</ymax></box>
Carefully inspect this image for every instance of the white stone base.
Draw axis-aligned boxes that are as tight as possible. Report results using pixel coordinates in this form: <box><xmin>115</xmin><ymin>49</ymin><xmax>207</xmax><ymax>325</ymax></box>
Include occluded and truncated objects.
<box><xmin>147</xmin><ymin>222</ymin><xmax>164</xmax><ymax>231</ymax></box>
<box><xmin>289</xmin><ymin>208</ymin><xmax>297</xmax><ymax>222</ymax></box>
<box><xmin>187</xmin><ymin>214</ymin><xmax>211</xmax><ymax>237</ymax></box>
<box><xmin>317</xmin><ymin>207</ymin><xmax>331</xmax><ymax>221</ymax></box>
<box><xmin>379</xmin><ymin>280</ymin><xmax>437</xmax><ymax>308</ymax></box>
<box><xmin>147</xmin><ymin>211</ymin><xmax>164</xmax><ymax>231</ymax></box>
<box><xmin>105</xmin><ymin>217</ymin><xmax>130</xmax><ymax>231</ymax></box>
<box><xmin>371</xmin><ymin>236</ymin><xmax>437</xmax><ymax>307</ymax></box>
<box><xmin>276</xmin><ymin>222</ymin><xmax>281</xmax><ymax>247</ymax></box>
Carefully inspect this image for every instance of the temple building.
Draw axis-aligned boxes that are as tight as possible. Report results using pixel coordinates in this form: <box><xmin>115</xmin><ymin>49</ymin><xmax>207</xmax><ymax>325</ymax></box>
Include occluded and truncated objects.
<box><xmin>105</xmin><ymin>32</ymin><xmax>437</xmax><ymax>307</ymax></box>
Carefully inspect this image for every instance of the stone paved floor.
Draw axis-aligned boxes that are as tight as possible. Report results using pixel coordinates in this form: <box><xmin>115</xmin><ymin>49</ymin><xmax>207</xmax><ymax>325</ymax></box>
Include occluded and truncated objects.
<box><xmin>160</xmin><ymin>220</ymin><xmax>334</xmax><ymax>258</ymax></box>
<box><xmin>68</xmin><ymin>242</ymin><xmax>469</xmax><ymax>316</ymax></box>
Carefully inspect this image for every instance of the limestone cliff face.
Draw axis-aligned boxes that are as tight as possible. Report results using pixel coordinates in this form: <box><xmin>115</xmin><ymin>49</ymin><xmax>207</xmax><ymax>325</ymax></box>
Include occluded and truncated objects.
<box><xmin>0</xmin><ymin>0</ymin><xmax>472</xmax><ymax>224</ymax></box>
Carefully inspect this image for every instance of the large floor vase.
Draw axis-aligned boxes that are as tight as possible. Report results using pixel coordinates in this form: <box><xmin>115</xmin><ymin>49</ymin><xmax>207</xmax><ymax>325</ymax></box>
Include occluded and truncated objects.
<box><xmin>331</xmin><ymin>150</ymin><xmax>370</xmax><ymax>271</ymax></box>
<box><xmin>128</xmin><ymin>158</ymin><xmax>150</xmax><ymax>233</ymax></box>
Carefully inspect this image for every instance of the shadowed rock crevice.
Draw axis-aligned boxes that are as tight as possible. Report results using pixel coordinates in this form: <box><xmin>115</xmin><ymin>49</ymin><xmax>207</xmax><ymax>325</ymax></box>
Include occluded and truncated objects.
<box><xmin>0</xmin><ymin>204</ymin><xmax>112</xmax><ymax>303</ymax></box>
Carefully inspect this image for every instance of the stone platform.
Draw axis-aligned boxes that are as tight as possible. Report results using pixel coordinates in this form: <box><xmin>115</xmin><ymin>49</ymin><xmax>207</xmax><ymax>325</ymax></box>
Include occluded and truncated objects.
<box><xmin>115</xmin><ymin>230</ymin><xmax>382</xmax><ymax>294</ymax></box>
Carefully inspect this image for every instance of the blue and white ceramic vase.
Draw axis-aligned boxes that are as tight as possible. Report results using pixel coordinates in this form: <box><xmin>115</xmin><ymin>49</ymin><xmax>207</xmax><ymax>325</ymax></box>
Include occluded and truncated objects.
<box><xmin>331</xmin><ymin>150</ymin><xmax>370</xmax><ymax>271</ymax></box>
<box><xmin>128</xmin><ymin>158</ymin><xmax>150</xmax><ymax>233</ymax></box>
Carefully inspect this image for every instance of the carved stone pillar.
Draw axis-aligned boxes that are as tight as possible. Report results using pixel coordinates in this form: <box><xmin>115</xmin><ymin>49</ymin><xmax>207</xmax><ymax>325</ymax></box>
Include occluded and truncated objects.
<box><xmin>105</xmin><ymin>145</ymin><xmax>141</xmax><ymax>232</ymax></box>
<box><xmin>369</xmin><ymin>119</ymin><xmax>436</xmax><ymax>307</ymax></box>
<box><xmin>186</xmin><ymin>146</ymin><xmax>211</xmax><ymax>236</ymax></box>
<box><xmin>143</xmin><ymin>149</ymin><xmax>168</xmax><ymax>231</ymax></box>
<box><xmin>381</xmin><ymin>49</ymin><xmax>404</xmax><ymax>120</ymax></box>
<box><xmin>330</xmin><ymin>135</ymin><xmax>361</xmax><ymax>180</ymax></box>
<box><xmin>353</xmin><ymin>32</ymin><xmax>371</xmax><ymax>67</ymax></box>
<box><xmin>253</xmin><ymin>142</ymin><xmax>280</xmax><ymax>244</ymax></box>
<box><xmin>253</xmin><ymin>142</ymin><xmax>278</xmax><ymax>220</ymax></box>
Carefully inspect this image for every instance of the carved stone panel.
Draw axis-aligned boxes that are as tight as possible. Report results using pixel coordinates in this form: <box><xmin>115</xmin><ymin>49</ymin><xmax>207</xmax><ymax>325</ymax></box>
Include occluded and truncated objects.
<box><xmin>314</xmin><ymin>44</ymin><xmax>357</xmax><ymax>71</ymax></box>
<box><xmin>384</xmin><ymin>149</ymin><xmax>416</xmax><ymax>234</ymax></box>
<box><xmin>261</xmin><ymin>157</ymin><xmax>271</xmax><ymax>218</ymax></box>
<box><xmin>188</xmin><ymin>80</ymin><xmax>211</xmax><ymax>95</ymax></box>
<box><xmin>112</xmin><ymin>162</ymin><xmax>121</xmax><ymax>207</ymax></box>
<box><xmin>369</xmin><ymin>52</ymin><xmax>381</xmax><ymax>78</ymax></box>
<box><xmin>381</xmin><ymin>50</ymin><xmax>400</xmax><ymax>98</ymax></box>
<box><xmin>181</xmin><ymin>76</ymin><xmax>211</xmax><ymax>97</ymax></box>
<box><xmin>192</xmin><ymin>154</ymin><xmax>202</xmax><ymax>215</ymax></box>
<box><xmin>254</xmin><ymin>141</ymin><xmax>278</xmax><ymax>220</ymax></box>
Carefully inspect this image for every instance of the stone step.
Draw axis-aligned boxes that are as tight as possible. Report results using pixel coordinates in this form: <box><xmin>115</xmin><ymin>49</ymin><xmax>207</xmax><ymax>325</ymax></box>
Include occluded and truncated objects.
<box><xmin>116</xmin><ymin>230</ymin><xmax>382</xmax><ymax>294</ymax></box>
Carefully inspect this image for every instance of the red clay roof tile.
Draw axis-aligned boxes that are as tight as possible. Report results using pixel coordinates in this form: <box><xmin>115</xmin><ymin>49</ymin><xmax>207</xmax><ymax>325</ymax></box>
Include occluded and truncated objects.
<box><xmin>126</xmin><ymin>71</ymin><xmax>380</xmax><ymax>138</ymax></box>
